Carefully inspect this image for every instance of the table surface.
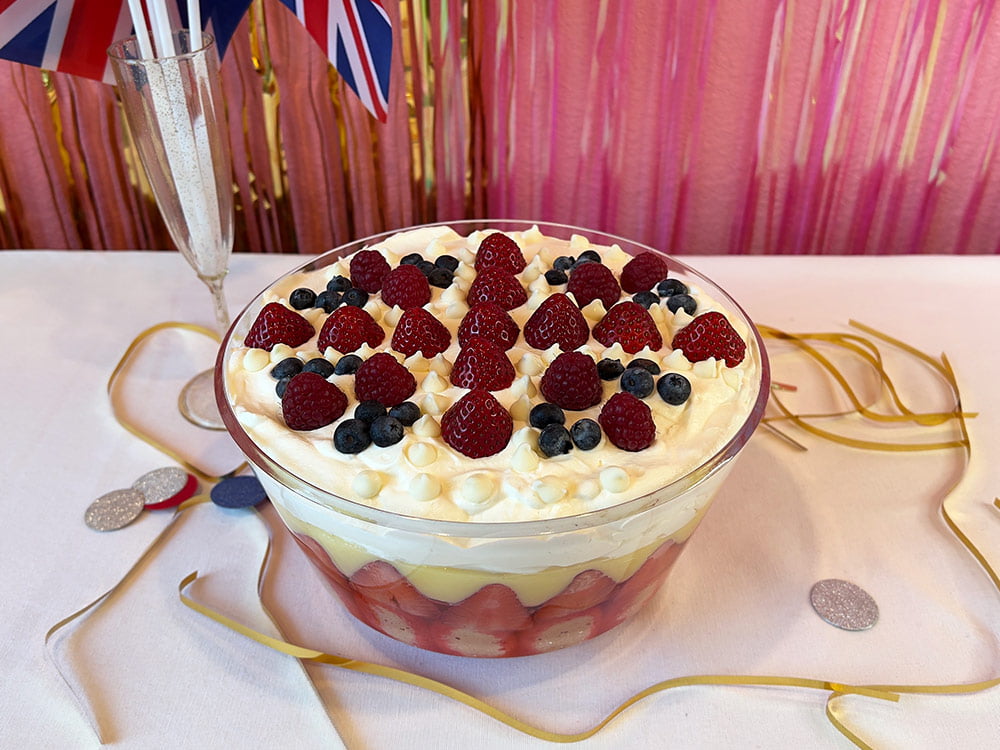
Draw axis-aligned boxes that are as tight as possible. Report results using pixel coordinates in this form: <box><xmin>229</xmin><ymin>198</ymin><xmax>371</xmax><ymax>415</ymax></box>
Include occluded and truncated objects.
<box><xmin>2</xmin><ymin>250</ymin><xmax>999</xmax><ymax>749</ymax></box>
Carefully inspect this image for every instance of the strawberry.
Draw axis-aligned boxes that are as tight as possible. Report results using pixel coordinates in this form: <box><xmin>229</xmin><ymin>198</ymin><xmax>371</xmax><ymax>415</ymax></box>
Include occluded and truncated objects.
<box><xmin>450</xmin><ymin>336</ymin><xmax>516</xmax><ymax>391</ymax></box>
<box><xmin>566</xmin><ymin>261</ymin><xmax>621</xmax><ymax>309</ymax></box>
<box><xmin>517</xmin><ymin>609</ymin><xmax>605</xmax><ymax>655</ymax></box>
<box><xmin>523</xmin><ymin>292</ymin><xmax>590</xmax><ymax>351</ymax></box>
<box><xmin>441</xmin><ymin>389</ymin><xmax>513</xmax><ymax>458</ymax></box>
<box><xmin>603</xmin><ymin>541</ymin><xmax>684</xmax><ymax>625</ymax></box>
<box><xmin>349</xmin><ymin>249</ymin><xmax>391</xmax><ymax>292</ymax></box>
<box><xmin>598</xmin><ymin>392</ymin><xmax>656</xmax><ymax>451</ymax></box>
<box><xmin>430</xmin><ymin>623</ymin><xmax>520</xmax><ymax>658</ymax></box>
<box><xmin>380</xmin><ymin>264</ymin><xmax>431</xmax><ymax>309</ymax></box>
<box><xmin>354</xmin><ymin>352</ymin><xmax>417</xmax><ymax>406</ymax></box>
<box><xmin>359</xmin><ymin>601</ymin><xmax>432</xmax><ymax>649</ymax></box>
<box><xmin>474</xmin><ymin>232</ymin><xmax>527</xmax><ymax>273</ymax></box>
<box><xmin>280</xmin><ymin>371</ymin><xmax>349</xmax><ymax>430</ymax></box>
<box><xmin>457</xmin><ymin>302</ymin><xmax>520</xmax><ymax>351</ymax></box>
<box><xmin>671</xmin><ymin>311</ymin><xmax>747</xmax><ymax>367</ymax></box>
<box><xmin>620</xmin><ymin>251</ymin><xmax>669</xmax><ymax>293</ymax></box>
<box><xmin>440</xmin><ymin>583</ymin><xmax>531</xmax><ymax>632</ymax></box>
<box><xmin>466</xmin><ymin>266</ymin><xmax>527</xmax><ymax>311</ymax></box>
<box><xmin>316</xmin><ymin>305</ymin><xmax>385</xmax><ymax>353</ymax></box>
<box><xmin>592</xmin><ymin>301</ymin><xmax>663</xmax><ymax>354</ymax></box>
<box><xmin>243</xmin><ymin>302</ymin><xmax>315</xmax><ymax>351</ymax></box>
<box><xmin>391</xmin><ymin>307</ymin><xmax>451</xmax><ymax>357</ymax></box>
<box><xmin>539</xmin><ymin>351</ymin><xmax>603</xmax><ymax>411</ymax></box>
<box><xmin>533</xmin><ymin>570</ymin><xmax>617</xmax><ymax>621</ymax></box>
<box><xmin>349</xmin><ymin>560</ymin><xmax>443</xmax><ymax>618</ymax></box>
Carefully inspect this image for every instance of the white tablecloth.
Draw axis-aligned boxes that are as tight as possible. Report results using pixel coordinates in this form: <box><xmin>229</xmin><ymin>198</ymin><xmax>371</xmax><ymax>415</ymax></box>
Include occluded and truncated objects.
<box><xmin>2</xmin><ymin>251</ymin><xmax>998</xmax><ymax>749</ymax></box>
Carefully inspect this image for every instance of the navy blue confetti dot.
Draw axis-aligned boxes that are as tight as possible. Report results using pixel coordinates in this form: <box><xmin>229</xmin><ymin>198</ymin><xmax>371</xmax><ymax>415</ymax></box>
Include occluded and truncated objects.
<box><xmin>211</xmin><ymin>475</ymin><xmax>267</xmax><ymax>508</ymax></box>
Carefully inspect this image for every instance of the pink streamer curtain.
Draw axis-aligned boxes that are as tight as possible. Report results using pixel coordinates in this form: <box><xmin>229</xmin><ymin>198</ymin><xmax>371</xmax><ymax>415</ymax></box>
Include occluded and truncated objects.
<box><xmin>2</xmin><ymin>0</ymin><xmax>1000</xmax><ymax>254</ymax></box>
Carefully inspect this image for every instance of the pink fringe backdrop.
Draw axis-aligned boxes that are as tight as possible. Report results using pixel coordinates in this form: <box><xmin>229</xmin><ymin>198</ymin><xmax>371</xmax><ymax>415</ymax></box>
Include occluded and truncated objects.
<box><xmin>2</xmin><ymin>0</ymin><xmax>1000</xmax><ymax>254</ymax></box>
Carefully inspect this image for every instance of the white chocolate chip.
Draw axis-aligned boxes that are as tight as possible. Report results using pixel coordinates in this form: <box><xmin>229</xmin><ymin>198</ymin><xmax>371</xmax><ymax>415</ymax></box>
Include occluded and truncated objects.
<box><xmin>541</xmin><ymin>344</ymin><xmax>562</xmax><ymax>364</ymax></box>
<box><xmin>527</xmin><ymin>290</ymin><xmax>547</xmax><ymax>311</ymax></box>
<box><xmin>509</xmin><ymin>395</ymin><xmax>532</xmax><ymax>422</ymax></box>
<box><xmin>269</xmin><ymin>343</ymin><xmax>295</xmax><ymax>362</ymax></box>
<box><xmin>648</xmin><ymin>303</ymin><xmax>667</xmax><ymax>325</ymax></box>
<box><xmin>460</xmin><ymin>473</ymin><xmax>497</xmax><ymax>508</ymax></box>
<box><xmin>411</xmin><ymin>473</ymin><xmax>441</xmax><ymax>501</ymax></box>
<box><xmin>458</xmin><ymin>247</ymin><xmax>476</xmax><ymax>267</ymax></box>
<box><xmin>512</xmin><ymin>443</ymin><xmax>540</xmax><ymax>473</ymax></box>
<box><xmin>722</xmin><ymin>367</ymin><xmax>743</xmax><ymax>390</ymax></box>
<box><xmin>382</xmin><ymin>306</ymin><xmax>404</xmax><ymax>327</ymax></box>
<box><xmin>577</xmin><ymin>479</ymin><xmax>601</xmax><ymax>500</ymax></box>
<box><xmin>419</xmin><ymin>392</ymin><xmax>449</xmax><ymax>416</ymax></box>
<box><xmin>440</xmin><ymin>284</ymin><xmax>464</xmax><ymax>304</ymax></box>
<box><xmin>693</xmin><ymin>358</ymin><xmax>719</xmax><ymax>379</ymax></box>
<box><xmin>352</xmin><ymin>471</ymin><xmax>382</xmax><ymax>498</ymax></box>
<box><xmin>405</xmin><ymin>441</ymin><xmax>438</xmax><ymax>468</ymax></box>
<box><xmin>663</xmin><ymin>349</ymin><xmax>692</xmax><ymax>371</ymax></box>
<box><xmin>517</xmin><ymin>352</ymin><xmax>545</xmax><ymax>377</ymax></box>
<box><xmin>455</xmin><ymin>262</ymin><xmax>476</xmax><ymax>281</ymax></box>
<box><xmin>600</xmin><ymin>467</ymin><xmax>630</xmax><ymax>493</ymax></box>
<box><xmin>404</xmin><ymin>353</ymin><xmax>431</xmax><ymax>373</ymax></box>
<box><xmin>522</xmin><ymin>265</ymin><xmax>542</xmax><ymax>284</ymax></box>
<box><xmin>445</xmin><ymin>301</ymin><xmax>469</xmax><ymax>320</ymax></box>
<box><xmin>532</xmin><ymin>477</ymin><xmax>567</xmax><ymax>505</ymax></box>
<box><xmin>420</xmin><ymin>370</ymin><xmax>448</xmax><ymax>394</ymax></box>
<box><xmin>581</xmin><ymin>299</ymin><xmax>606</xmax><ymax>323</ymax></box>
<box><xmin>429</xmin><ymin>354</ymin><xmax>451</xmax><ymax>377</ymax></box>
<box><xmin>363</xmin><ymin>299</ymin><xmax>383</xmax><ymax>322</ymax></box>
<box><xmin>508</xmin><ymin>375</ymin><xmax>537</xmax><ymax>400</ymax></box>
<box><xmin>569</xmin><ymin>234</ymin><xmax>590</xmax><ymax>250</ymax></box>
<box><xmin>412</xmin><ymin>414</ymin><xmax>441</xmax><ymax>437</ymax></box>
<box><xmin>242</xmin><ymin>349</ymin><xmax>271</xmax><ymax>372</ymax></box>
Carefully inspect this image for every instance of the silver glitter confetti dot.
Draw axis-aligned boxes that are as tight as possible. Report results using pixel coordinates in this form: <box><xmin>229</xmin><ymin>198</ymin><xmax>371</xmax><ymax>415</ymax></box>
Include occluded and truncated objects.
<box><xmin>84</xmin><ymin>488</ymin><xmax>146</xmax><ymax>532</ymax></box>
<box><xmin>810</xmin><ymin>578</ymin><xmax>879</xmax><ymax>631</ymax></box>
<box><xmin>133</xmin><ymin>466</ymin><xmax>190</xmax><ymax>506</ymax></box>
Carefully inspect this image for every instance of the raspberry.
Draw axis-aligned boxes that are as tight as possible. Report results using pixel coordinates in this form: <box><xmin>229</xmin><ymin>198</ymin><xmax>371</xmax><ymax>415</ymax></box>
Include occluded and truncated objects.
<box><xmin>243</xmin><ymin>302</ymin><xmax>315</xmax><ymax>351</ymax></box>
<box><xmin>354</xmin><ymin>352</ymin><xmax>417</xmax><ymax>407</ymax></box>
<box><xmin>280</xmin><ymin>372</ymin><xmax>348</xmax><ymax>431</ymax></box>
<box><xmin>381</xmin><ymin>264</ymin><xmax>431</xmax><ymax>310</ymax></box>
<box><xmin>441</xmin><ymin>389</ymin><xmax>513</xmax><ymax>458</ymax></box>
<box><xmin>539</xmin><ymin>351</ymin><xmax>603</xmax><ymax>411</ymax></box>
<box><xmin>316</xmin><ymin>305</ymin><xmax>385</xmax><ymax>354</ymax></box>
<box><xmin>466</xmin><ymin>267</ymin><xmax>527</xmax><ymax>311</ymax></box>
<box><xmin>620</xmin><ymin>251</ymin><xmax>669</xmax><ymax>293</ymax></box>
<box><xmin>450</xmin><ymin>336</ymin><xmax>516</xmax><ymax>391</ymax></box>
<box><xmin>474</xmin><ymin>232</ymin><xmax>527</xmax><ymax>273</ymax></box>
<box><xmin>349</xmin><ymin>249</ymin><xmax>391</xmax><ymax>292</ymax></box>
<box><xmin>671</xmin><ymin>311</ymin><xmax>746</xmax><ymax>367</ymax></box>
<box><xmin>598</xmin><ymin>392</ymin><xmax>656</xmax><ymax>451</ymax></box>
<box><xmin>566</xmin><ymin>262</ymin><xmax>621</xmax><ymax>309</ymax></box>
<box><xmin>523</xmin><ymin>292</ymin><xmax>590</xmax><ymax>351</ymax></box>
<box><xmin>592</xmin><ymin>301</ymin><xmax>663</xmax><ymax>354</ymax></box>
<box><xmin>390</xmin><ymin>307</ymin><xmax>451</xmax><ymax>358</ymax></box>
<box><xmin>457</xmin><ymin>302</ymin><xmax>521</xmax><ymax>351</ymax></box>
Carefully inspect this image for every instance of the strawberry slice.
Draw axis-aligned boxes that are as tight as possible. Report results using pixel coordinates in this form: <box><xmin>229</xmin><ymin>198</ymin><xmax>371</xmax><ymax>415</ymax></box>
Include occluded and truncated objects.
<box><xmin>457</xmin><ymin>302</ymin><xmax>521</xmax><ymax>351</ymax></box>
<box><xmin>291</xmin><ymin>532</ymin><xmax>349</xmax><ymax>590</ymax></box>
<box><xmin>603</xmin><ymin>541</ymin><xmax>684</xmax><ymax>625</ymax></box>
<box><xmin>533</xmin><ymin>570</ymin><xmax>617</xmax><ymax>621</ymax></box>
<box><xmin>671</xmin><ymin>311</ymin><xmax>746</xmax><ymax>367</ymax></box>
<box><xmin>566</xmin><ymin>261</ymin><xmax>621</xmax><ymax>309</ymax></box>
<box><xmin>430</xmin><ymin>624</ymin><xmax>520</xmax><ymax>658</ymax></box>
<box><xmin>592</xmin><ymin>301</ymin><xmax>663</xmax><ymax>354</ymax></box>
<box><xmin>440</xmin><ymin>583</ymin><xmax>531</xmax><ymax>632</ymax></box>
<box><xmin>523</xmin><ymin>293</ymin><xmax>590</xmax><ymax>351</ymax></box>
<box><xmin>474</xmin><ymin>232</ymin><xmax>527</xmax><ymax>273</ymax></box>
<box><xmin>441</xmin><ymin>390</ymin><xmax>513</xmax><ymax>458</ymax></box>
<box><xmin>358</xmin><ymin>601</ymin><xmax>434</xmax><ymax>649</ymax></box>
<box><xmin>349</xmin><ymin>560</ymin><xmax>443</xmax><ymax>618</ymax></box>
<box><xmin>244</xmin><ymin>302</ymin><xmax>315</xmax><ymax>351</ymax></box>
<box><xmin>316</xmin><ymin>305</ymin><xmax>385</xmax><ymax>353</ymax></box>
<box><xmin>517</xmin><ymin>608</ymin><xmax>605</xmax><ymax>655</ymax></box>
<box><xmin>466</xmin><ymin>267</ymin><xmax>528</xmax><ymax>311</ymax></box>
<box><xmin>450</xmin><ymin>336</ymin><xmax>516</xmax><ymax>391</ymax></box>
<box><xmin>391</xmin><ymin>307</ymin><xmax>452</xmax><ymax>357</ymax></box>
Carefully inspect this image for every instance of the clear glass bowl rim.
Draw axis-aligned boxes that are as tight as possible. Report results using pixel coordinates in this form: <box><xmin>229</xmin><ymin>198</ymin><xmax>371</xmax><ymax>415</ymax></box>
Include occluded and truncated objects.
<box><xmin>215</xmin><ymin>219</ymin><xmax>771</xmax><ymax>540</ymax></box>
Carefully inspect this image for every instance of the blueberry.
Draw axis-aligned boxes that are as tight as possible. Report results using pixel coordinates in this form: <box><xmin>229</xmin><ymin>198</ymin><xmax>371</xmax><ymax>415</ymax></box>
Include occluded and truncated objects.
<box><xmin>388</xmin><ymin>401</ymin><xmax>421</xmax><ymax>426</ymax></box>
<box><xmin>544</xmin><ymin>269</ymin><xmax>568</xmax><ymax>285</ymax></box>
<box><xmin>416</xmin><ymin>259</ymin><xmax>437</xmax><ymax>277</ymax></box>
<box><xmin>529</xmin><ymin>402</ymin><xmax>565</xmax><ymax>429</ymax></box>
<box><xmin>553</xmin><ymin>255</ymin><xmax>575</xmax><ymax>272</ymax></box>
<box><xmin>333</xmin><ymin>419</ymin><xmax>371</xmax><ymax>453</ymax></box>
<box><xmin>666</xmin><ymin>294</ymin><xmax>697</xmax><ymax>315</ymax></box>
<box><xmin>657</xmin><ymin>372</ymin><xmax>692</xmax><ymax>405</ymax></box>
<box><xmin>570</xmin><ymin>418</ymin><xmax>602</xmax><ymax>450</ymax></box>
<box><xmin>427</xmin><ymin>267</ymin><xmax>454</xmax><ymax>288</ymax></box>
<box><xmin>354</xmin><ymin>399</ymin><xmax>387</xmax><ymax>424</ymax></box>
<box><xmin>302</xmin><ymin>357</ymin><xmax>336</xmax><ymax>378</ymax></box>
<box><xmin>275</xmin><ymin>377</ymin><xmax>291</xmax><ymax>398</ymax></box>
<box><xmin>571</xmin><ymin>256</ymin><xmax>597</xmax><ymax>269</ymax></box>
<box><xmin>627</xmin><ymin>358</ymin><xmax>661</xmax><ymax>375</ymax></box>
<box><xmin>620</xmin><ymin>367</ymin><xmax>654</xmax><ymax>398</ymax></box>
<box><xmin>326</xmin><ymin>275</ymin><xmax>352</xmax><ymax>293</ymax></box>
<box><xmin>334</xmin><ymin>354</ymin><xmax>363</xmax><ymax>375</ymax></box>
<box><xmin>400</xmin><ymin>252</ymin><xmax>424</xmax><ymax>266</ymax></box>
<box><xmin>538</xmin><ymin>424</ymin><xmax>573</xmax><ymax>457</ymax></box>
<box><xmin>370</xmin><ymin>416</ymin><xmax>404</xmax><ymax>447</ymax></box>
<box><xmin>632</xmin><ymin>291</ymin><xmax>659</xmax><ymax>309</ymax></box>
<box><xmin>343</xmin><ymin>287</ymin><xmax>369</xmax><ymax>307</ymax></box>
<box><xmin>434</xmin><ymin>255</ymin><xmax>460</xmax><ymax>272</ymax></box>
<box><xmin>314</xmin><ymin>290</ymin><xmax>342</xmax><ymax>312</ymax></box>
<box><xmin>270</xmin><ymin>357</ymin><xmax>303</xmax><ymax>380</ymax></box>
<box><xmin>289</xmin><ymin>287</ymin><xmax>316</xmax><ymax>310</ymax></box>
<box><xmin>577</xmin><ymin>249</ymin><xmax>601</xmax><ymax>264</ymax></box>
<box><xmin>657</xmin><ymin>278</ymin><xmax>688</xmax><ymax>297</ymax></box>
<box><xmin>597</xmin><ymin>358</ymin><xmax>625</xmax><ymax>381</ymax></box>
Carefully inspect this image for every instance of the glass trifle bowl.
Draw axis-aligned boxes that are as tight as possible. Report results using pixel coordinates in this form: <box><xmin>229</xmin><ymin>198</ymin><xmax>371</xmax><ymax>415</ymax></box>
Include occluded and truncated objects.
<box><xmin>215</xmin><ymin>221</ymin><xmax>769</xmax><ymax>657</ymax></box>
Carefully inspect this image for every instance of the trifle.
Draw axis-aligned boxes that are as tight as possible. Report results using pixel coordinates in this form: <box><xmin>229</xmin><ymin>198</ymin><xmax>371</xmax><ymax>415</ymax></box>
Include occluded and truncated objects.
<box><xmin>216</xmin><ymin>221</ymin><xmax>769</xmax><ymax>657</ymax></box>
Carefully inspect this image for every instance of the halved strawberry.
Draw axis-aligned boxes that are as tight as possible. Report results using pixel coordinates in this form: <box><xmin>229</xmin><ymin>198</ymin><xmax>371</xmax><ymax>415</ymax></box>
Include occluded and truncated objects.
<box><xmin>316</xmin><ymin>305</ymin><xmax>385</xmax><ymax>353</ymax></box>
<box><xmin>391</xmin><ymin>307</ymin><xmax>452</xmax><ymax>357</ymax></box>
<box><xmin>566</xmin><ymin>261</ymin><xmax>621</xmax><ymax>309</ymax></box>
<box><xmin>450</xmin><ymin>336</ymin><xmax>516</xmax><ymax>391</ymax></box>
<box><xmin>474</xmin><ymin>232</ymin><xmax>527</xmax><ymax>273</ymax></box>
<box><xmin>430</xmin><ymin>623</ymin><xmax>520</xmax><ymax>658</ymax></box>
<box><xmin>357</xmin><ymin>601</ymin><xmax>433</xmax><ymax>649</ymax></box>
<box><xmin>592</xmin><ymin>301</ymin><xmax>663</xmax><ymax>354</ymax></box>
<box><xmin>517</xmin><ymin>608</ymin><xmax>605</xmax><ymax>655</ymax></box>
<box><xmin>441</xmin><ymin>390</ymin><xmax>513</xmax><ymax>458</ymax></box>
<box><xmin>671</xmin><ymin>311</ymin><xmax>746</xmax><ymax>367</ymax></box>
<box><xmin>440</xmin><ymin>583</ymin><xmax>531</xmax><ymax>632</ymax></box>
<box><xmin>349</xmin><ymin>560</ymin><xmax>443</xmax><ymax>618</ymax></box>
<box><xmin>603</xmin><ymin>541</ymin><xmax>684</xmax><ymax>626</ymax></box>
<box><xmin>466</xmin><ymin>267</ymin><xmax>528</xmax><ymax>311</ymax></box>
<box><xmin>244</xmin><ymin>302</ymin><xmax>315</xmax><ymax>351</ymax></box>
<box><xmin>291</xmin><ymin>532</ymin><xmax>350</xmax><ymax>590</ymax></box>
<box><xmin>523</xmin><ymin>292</ymin><xmax>590</xmax><ymax>351</ymax></box>
<box><xmin>533</xmin><ymin>570</ymin><xmax>617</xmax><ymax>621</ymax></box>
<box><xmin>354</xmin><ymin>352</ymin><xmax>417</xmax><ymax>406</ymax></box>
<box><xmin>457</xmin><ymin>302</ymin><xmax>520</xmax><ymax>351</ymax></box>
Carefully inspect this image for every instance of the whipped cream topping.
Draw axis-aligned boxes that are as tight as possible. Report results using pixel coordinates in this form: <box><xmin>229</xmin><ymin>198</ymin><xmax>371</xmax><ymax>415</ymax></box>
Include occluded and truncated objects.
<box><xmin>224</xmin><ymin>226</ymin><xmax>761</xmax><ymax>524</ymax></box>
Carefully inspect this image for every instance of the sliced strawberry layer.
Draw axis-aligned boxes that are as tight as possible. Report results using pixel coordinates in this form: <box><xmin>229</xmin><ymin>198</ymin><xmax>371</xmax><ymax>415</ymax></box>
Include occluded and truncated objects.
<box><xmin>430</xmin><ymin>623</ymin><xmax>520</xmax><ymax>658</ymax></box>
<box><xmin>349</xmin><ymin>560</ymin><xmax>444</xmax><ymax>618</ymax></box>
<box><xmin>440</xmin><ymin>583</ymin><xmax>532</xmax><ymax>632</ymax></box>
<box><xmin>518</xmin><ymin>609</ymin><xmax>605</xmax><ymax>655</ymax></box>
<box><xmin>533</xmin><ymin>570</ymin><xmax>617</xmax><ymax>621</ymax></box>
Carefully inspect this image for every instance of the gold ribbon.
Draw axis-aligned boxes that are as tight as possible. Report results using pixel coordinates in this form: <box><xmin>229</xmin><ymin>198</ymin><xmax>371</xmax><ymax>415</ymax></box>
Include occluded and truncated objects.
<box><xmin>51</xmin><ymin>321</ymin><xmax>999</xmax><ymax>748</ymax></box>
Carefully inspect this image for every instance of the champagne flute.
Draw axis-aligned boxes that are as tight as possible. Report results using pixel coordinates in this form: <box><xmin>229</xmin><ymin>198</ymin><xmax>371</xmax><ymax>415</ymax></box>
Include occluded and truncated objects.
<box><xmin>108</xmin><ymin>30</ymin><xmax>233</xmax><ymax>429</ymax></box>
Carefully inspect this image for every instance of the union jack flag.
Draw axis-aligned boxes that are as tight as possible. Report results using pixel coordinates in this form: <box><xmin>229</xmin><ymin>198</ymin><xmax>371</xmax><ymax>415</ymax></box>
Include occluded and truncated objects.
<box><xmin>0</xmin><ymin>0</ymin><xmax>392</xmax><ymax>121</ymax></box>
